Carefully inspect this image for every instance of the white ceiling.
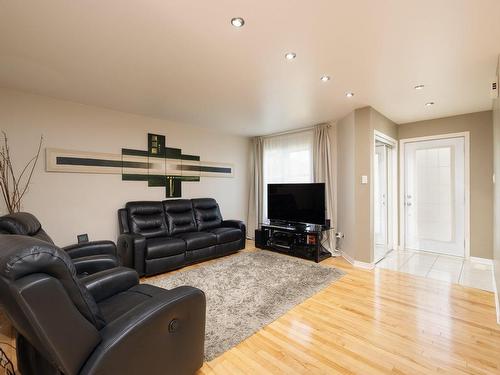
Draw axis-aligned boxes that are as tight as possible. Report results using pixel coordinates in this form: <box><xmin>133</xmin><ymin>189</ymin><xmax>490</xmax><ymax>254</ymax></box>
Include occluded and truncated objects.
<box><xmin>1</xmin><ymin>0</ymin><xmax>499</xmax><ymax>136</ymax></box>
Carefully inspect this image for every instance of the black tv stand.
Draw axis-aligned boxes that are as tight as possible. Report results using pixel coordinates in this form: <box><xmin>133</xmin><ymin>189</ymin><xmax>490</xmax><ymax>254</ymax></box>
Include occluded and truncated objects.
<box><xmin>257</xmin><ymin>222</ymin><xmax>331</xmax><ymax>263</ymax></box>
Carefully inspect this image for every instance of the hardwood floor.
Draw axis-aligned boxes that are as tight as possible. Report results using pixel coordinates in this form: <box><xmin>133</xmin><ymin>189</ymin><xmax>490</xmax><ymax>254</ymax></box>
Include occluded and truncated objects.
<box><xmin>197</xmin><ymin>245</ymin><xmax>500</xmax><ymax>375</ymax></box>
<box><xmin>1</xmin><ymin>243</ymin><xmax>499</xmax><ymax>374</ymax></box>
<box><xmin>0</xmin><ymin>309</ymin><xmax>16</xmax><ymax>371</ymax></box>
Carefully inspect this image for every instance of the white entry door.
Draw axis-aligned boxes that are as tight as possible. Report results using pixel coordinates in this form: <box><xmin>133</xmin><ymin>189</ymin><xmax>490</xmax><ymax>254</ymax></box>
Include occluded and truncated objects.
<box><xmin>404</xmin><ymin>137</ymin><xmax>466</xmax><ymax>257</ymax></box>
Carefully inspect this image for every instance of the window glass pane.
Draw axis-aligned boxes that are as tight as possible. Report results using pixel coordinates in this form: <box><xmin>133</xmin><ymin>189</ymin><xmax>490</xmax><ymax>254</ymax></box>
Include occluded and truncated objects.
<box><xmin>262</xmin><ymin>130</ymin><xmax>314</xmax><ymax>220</ymax></box>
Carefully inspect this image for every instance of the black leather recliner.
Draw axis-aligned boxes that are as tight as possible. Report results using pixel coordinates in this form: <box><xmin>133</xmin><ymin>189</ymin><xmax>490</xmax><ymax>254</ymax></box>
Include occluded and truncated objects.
<box><xmin>0</xmin><ymin>212</ymin><xmax>119</xmax><ymax>276</ymax></box>
<box><xmin>0</xmin><ymin>235</ymin><xmax>206</xmax><ymax>375</ymax></box>
<box><xmin>117</xmin><ymin>198</ymin><xmax>246</xmax><ymax>277</ymax></box>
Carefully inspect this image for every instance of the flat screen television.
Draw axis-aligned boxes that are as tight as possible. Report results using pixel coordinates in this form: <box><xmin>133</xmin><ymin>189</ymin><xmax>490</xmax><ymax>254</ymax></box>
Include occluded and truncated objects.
<box><xmin>267</xmin><ymin>183</ymin><xmax>326</xmax><ymax>226</ymax></box>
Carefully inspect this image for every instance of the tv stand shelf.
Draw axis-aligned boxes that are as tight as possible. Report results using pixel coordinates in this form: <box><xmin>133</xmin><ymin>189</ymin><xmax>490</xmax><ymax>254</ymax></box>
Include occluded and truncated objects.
<box><xmin>257</xmin><ymin>222</ymin><xmax>332</xmax><ymax>263</ymax></box>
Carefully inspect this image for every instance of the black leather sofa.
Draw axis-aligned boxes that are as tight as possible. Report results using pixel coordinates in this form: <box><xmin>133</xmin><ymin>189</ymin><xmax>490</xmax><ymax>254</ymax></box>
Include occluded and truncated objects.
<box><xmin>0</xmin><ymin>235</ymin><xmax>206</xmax><ymax>375</ymax></box>
<box><xmin>118</xmin><ymin>198</ymin><xmax>246</xmax><ymax>276</ymax></box>
<box><xmin>0</xmin><ymin>212</ymin><xmax>119</xmax><ymax>276</ymax></box>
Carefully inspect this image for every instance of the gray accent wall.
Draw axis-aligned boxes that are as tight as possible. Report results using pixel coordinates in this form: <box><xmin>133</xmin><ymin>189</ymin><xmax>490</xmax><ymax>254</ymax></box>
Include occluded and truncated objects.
<box><xmin>336</xmin><ymin>106</ymin><xmax>397</xmax><ymax>264</ymax></box>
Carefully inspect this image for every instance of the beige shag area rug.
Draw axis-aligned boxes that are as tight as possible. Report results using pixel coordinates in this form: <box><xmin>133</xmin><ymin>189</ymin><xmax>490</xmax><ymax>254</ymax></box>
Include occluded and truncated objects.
<box><xmin>145</xmin><ymin>250</ymin><xmax>344</xmax><ymax>360</ymax></box>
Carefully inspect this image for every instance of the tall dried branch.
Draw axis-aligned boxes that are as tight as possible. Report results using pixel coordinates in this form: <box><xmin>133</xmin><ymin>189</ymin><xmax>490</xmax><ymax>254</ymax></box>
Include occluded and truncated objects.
<box><xmin>0</xmin><ymin>132</ymin><xmax>43</xmax><ymax>214</ymax></box>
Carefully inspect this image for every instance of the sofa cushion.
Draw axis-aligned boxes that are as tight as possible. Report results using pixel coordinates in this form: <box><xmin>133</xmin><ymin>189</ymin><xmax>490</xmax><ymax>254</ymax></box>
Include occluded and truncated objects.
<box><xmin>191</xmin><ymin>198</ymin><xmax>223</xmax><ymax>231</ymax></box>
<box><xmin>126</xmin><ymin>201</ymin><xmax>169</xmax><ymax>238</ymax></box>
<box><xmin>174</xmin><ymin>232</ymin><xmax>217</xmax><ymax>251</ymax></box>
<box><xmin>145</xmin><ymin>237</ymin><xmax>186</xmax><ymax>260</ymax></box>
<box><xmin>206</xmin><ymin>227</ymin><xmax>242</xmax><ymax>244</ymax></box>
<box><xmin>162</xmin><ymin>199</ymin><xmax>197</xmax><ymax>235</ymax></box>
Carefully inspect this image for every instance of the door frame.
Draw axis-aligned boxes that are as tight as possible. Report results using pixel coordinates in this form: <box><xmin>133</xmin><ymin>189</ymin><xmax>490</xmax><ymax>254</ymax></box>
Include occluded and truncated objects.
<box><xmin>373</xmin><ymin>130</ymin><xmax>398</xmax><ymax>257</ymax></box>
<box><xmin>399</xmin><ymin>132</ymin><xmax>470</xmax><ymax>258</ymax></box>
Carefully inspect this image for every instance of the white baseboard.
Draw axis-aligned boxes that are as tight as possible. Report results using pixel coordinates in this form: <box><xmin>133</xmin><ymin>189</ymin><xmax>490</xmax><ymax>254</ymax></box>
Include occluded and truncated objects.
<box><xmin>341</xmin><ymin>251</ymin><xmax>375</xmax><ymax>270</ymax></box>
<box><xmin>469</xmin><ymin>256</ymin><xmax>494</xmax><ymax>266</ymax></box>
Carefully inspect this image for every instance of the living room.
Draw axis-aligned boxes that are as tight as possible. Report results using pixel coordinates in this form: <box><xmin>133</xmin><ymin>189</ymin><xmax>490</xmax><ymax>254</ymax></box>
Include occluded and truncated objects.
<box><xmin>1</xmin><ymin>1</ymin><xmax>500</xmax><ymax>374</ymax></box>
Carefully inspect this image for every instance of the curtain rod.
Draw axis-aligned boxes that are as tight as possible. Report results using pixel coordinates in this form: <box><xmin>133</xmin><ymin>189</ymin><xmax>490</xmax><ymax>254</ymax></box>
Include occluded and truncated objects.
<box><xmin>260</xmin><ymin>123</ymin><xmax>331</xmax><ymax>139</ymax></box>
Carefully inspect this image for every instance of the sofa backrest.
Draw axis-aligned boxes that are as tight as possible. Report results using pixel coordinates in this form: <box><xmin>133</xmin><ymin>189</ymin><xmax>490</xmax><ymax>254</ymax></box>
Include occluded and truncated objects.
<box><xmin>125</xmin><ymin>201</ymin><xmax>169</xmax><ymax>238</ymax></box>
<box><xmin>162</xmin><ymin>199</ymin><xmax>197</xmax><ymax>235</ymax></box>
<box><xmin>0</xmin><ymin>212</ymin><xmax>54</xmax><ymax>244</ymax></box>
<box><xmin>192</xmin><ymin>198</ymin><xmax>223</xmax><ymax>231</ymax></box>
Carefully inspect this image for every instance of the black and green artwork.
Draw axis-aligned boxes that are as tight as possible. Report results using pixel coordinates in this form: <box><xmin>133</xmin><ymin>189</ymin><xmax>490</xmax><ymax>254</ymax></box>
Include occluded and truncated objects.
<box><xmin>46</xmin><ymin>133</ymin><xmax>234</xmax><ymax>198</ymax></box>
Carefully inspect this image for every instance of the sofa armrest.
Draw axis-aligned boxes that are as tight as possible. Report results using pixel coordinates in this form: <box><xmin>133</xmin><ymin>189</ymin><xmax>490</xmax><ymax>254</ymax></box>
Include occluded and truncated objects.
<box><xmin>80</xmin><ymin>267</ymin><xmax>139</xmax><ymax>303</ymax></box>
<box><xmin>81</xmin><ymin>286</ymin><xmax>206</xmax><ymax>375</ymax></box>
<box><xmin>221</xmin><ymin>220</ymin><xmax>246</xmax><ymax>238</ymax></box>
<box><xmin>117</xmin><ymin>233</ymin><xmax>146</xmax><ymax>276</ymax></box>
<box><xmin>73</xmin><ymin>255</ymin><xmax>119</xmax><ymax>276</ymax></box>
<box><xmin>63</xmin><ymin>240</ymin><xmax>117</xmax><ymax>259</ymax></box>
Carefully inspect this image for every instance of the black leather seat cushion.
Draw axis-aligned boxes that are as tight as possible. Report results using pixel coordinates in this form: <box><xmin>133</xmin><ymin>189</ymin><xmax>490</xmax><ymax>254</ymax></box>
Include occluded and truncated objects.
<box><xmin>174</xmin><ymin>232</ymin><xmax>216</xmax><ymax>251</ymax></box>
<box><xmin>207</xmin><ymin>227</ymin><xmax>242</xmax><ymax>244</ymax></box>
<box><xmin>145</xmin><ymin>237</ymin><xmax>186</xmax><ymax>260</ymax></box>
<box><xmin>97</xmin><ymin>284</ymin><xmax>166</xmax><ymax>323</ymax></box>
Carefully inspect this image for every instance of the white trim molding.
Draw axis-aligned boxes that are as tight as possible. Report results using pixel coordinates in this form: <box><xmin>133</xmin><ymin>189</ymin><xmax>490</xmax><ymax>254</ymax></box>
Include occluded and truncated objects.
<box><xmin>342</xmin><ymin>251</ymin><xmax>375</xmax><ymax>270</ymax></box>
<box><xmin>373</xmin><ymin>130</ymin><xmax>399</xmax><ymax>258</ymax></box>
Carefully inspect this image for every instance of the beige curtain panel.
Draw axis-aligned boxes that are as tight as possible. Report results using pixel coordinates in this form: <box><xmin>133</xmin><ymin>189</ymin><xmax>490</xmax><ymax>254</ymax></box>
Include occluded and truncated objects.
<box><xmin>313</xmin><ymin>124</ymin><xmax>337</xmax><ymax>254</ymax></box>
<box><xmin>247</xmin><ymin>136</ymin><xmax>264</xmax><ymax>238</ymax></box>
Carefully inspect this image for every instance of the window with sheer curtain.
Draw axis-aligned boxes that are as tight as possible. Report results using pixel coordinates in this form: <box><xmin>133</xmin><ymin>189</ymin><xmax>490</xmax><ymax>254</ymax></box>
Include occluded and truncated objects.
<box><xmin>262</xmin><ymin>130</ymin><xmax>314</xmax><ymax>220</ymax></box>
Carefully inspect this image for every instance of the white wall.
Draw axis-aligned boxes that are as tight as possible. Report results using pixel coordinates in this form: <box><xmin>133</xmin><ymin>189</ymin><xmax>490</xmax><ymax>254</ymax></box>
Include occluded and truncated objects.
<box><xmin>0</xmin><ymin>88</ymin><xmax>250</xmax><ymax>246</ymax></box>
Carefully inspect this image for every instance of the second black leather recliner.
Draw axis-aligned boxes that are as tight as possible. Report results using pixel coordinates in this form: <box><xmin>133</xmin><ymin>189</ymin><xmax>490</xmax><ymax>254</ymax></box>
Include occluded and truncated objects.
<box><xmin>0</xmin><ymin>212</ymin><xmax>119</xmax><ymax>276</ymax></box>
<box><xmin>0</xmin><ymin>235</ymin><xmax>206</xmax><ymax>375</ymax></box>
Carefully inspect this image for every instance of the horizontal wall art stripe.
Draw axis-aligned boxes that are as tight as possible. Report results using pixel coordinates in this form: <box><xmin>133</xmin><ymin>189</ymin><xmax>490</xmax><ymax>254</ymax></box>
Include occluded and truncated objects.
<box><xmin>46</xmin><ymin>133</ymin><xmax>234</xmax><ymax>197</ymax></box>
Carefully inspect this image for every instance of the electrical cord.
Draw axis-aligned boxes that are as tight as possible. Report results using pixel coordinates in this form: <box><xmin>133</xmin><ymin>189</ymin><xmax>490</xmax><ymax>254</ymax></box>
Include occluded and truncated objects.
<box><xmin>320</xmin><ymin>227</ymin><xmax>341</xmax><ymax>256</ymax></box>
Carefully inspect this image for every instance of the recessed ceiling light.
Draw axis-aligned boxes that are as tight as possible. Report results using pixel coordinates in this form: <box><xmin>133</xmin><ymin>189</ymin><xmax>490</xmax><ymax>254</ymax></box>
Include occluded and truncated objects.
<box><xmin>346</xmin><ymin>92</ymin><xmax>354</xmax><ymax>98</ymax></box>
<box><xmin>230</xmin><ymin>17</ymin><xmax>245</xmax><ymax>28</ymax></box>
<box><xmin>320</xmin><ymin>75</ymin><xmax>331</xmax><ymax>82</ymax></box>
<box><xmin>414</xmin><ymin>84</ymin><xmax>425</xmax><ymax>90</ymax></box>
<box><xmin>285</xmin><ymin>52</ymin><xmax>297</xmax><ymax>60</ymax></box>
<box><xmin>425</xmin><ymin>101</ymin><xmax>435</xmax><ymax>107</ymax></box>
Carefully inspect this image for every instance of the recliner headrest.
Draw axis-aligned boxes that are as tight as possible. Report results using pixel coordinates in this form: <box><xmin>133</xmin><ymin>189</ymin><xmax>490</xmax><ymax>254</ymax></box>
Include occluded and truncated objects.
<box><xmin>191</xmin><ymin>198</ymin><xmax>218</xmax><ymax>210</ymax></box>
<box><xmin>126</xmin><ymin>201</ymin><xmax>164</xmax><ymax>215</ymax></box>
<box><xmin>0</xmin><ymin>212</ymin><xmax>42</xmax><ymax>236</ymax></box>
<box><xmin>162</xmin><ymin>199</ymin><xmax>193</xmax><ymax>213</ymax></box>
<box><xmin>0</xmin><ymin>234</ymin><xmax>73</xmax><ymax>281</ymax></box>
<box><xmin>0</xmin><ymin>235</ymin><xmax>106</xmax><ymax>329</ymax></box>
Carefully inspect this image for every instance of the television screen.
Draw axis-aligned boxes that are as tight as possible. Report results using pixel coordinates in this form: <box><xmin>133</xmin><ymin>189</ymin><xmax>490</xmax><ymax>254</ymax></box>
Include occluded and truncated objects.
<box><xmin>267</xmin><ymin>183</ymin><xmax>326</xmax><ymax>225</ymax></box>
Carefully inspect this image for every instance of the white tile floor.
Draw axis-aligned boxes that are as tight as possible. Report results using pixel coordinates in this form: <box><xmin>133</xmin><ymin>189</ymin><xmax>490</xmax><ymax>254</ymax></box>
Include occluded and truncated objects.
<box><xmin>376</xmin><ymin>249</ymin><xmax>495</xmax><ymax>292</ymax></box>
